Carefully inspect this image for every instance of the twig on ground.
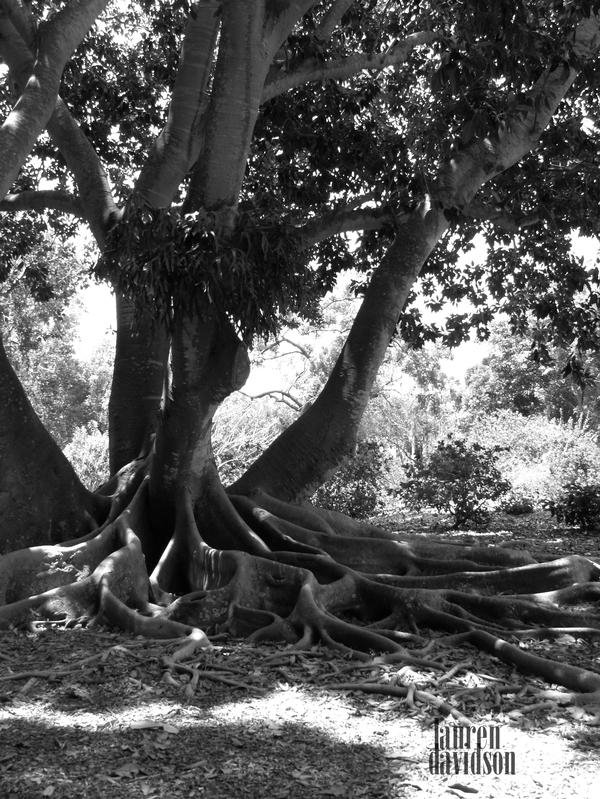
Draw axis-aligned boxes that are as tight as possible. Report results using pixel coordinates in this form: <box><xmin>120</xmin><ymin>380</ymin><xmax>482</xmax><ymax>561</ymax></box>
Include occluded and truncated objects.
<box><xmin>164</xmin><ymin>659</ymin><xmax>258</xmax><ymax>691</ymax></box>
<box><xmin>329</xmin><ymin>681</ymin><xmax>472</xmax><ymax>726</ymax></box>
<box><xmin>435</xmin><ymin>659</ymin><xmax>473</xmax><ymax>685</ymax></box>
<box><xmin>0</xmin><ymin>643</ymin><xmax>151</xmax><ymax>683</ymax></box>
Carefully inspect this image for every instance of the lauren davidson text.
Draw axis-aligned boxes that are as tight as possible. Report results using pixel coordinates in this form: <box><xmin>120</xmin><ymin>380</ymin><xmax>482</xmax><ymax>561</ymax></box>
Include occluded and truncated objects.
<box><xmin>429</xmin><ymin>722</ymin><xmax>516</xmax><ymax>776</ymax></box>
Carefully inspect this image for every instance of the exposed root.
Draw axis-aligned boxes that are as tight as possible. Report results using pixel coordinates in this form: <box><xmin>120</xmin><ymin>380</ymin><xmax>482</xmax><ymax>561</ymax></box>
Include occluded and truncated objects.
<box><xmin>2</xmin><ymin>476</ymin><xmax>600</xmax><ymax>704</ymax></box>
<box><xmin>329</xmin><ymin>682</ymin><xmax>472</xmax><ymax>726</ymax></box>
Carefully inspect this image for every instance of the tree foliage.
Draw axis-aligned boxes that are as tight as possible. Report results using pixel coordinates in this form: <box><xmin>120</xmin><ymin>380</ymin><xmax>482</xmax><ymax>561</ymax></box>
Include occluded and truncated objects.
<box><xmin>548</xmin><ymin>482</ymin><xmax>600</xmax><ymax>531</ymax></box>
<box><xmin>402</xmin><ymin>438</ymin><xmax>512</xmax><ymax>528</ymax></box>
<box><xmin>464</xmin><ymin>319</ymin><xmax>600</xmax><ymax>424</ymax></box>
<box><xmin>0</xmin><ymin>239</ymin><xmax>111</xmax><ymax>447</ymax></box>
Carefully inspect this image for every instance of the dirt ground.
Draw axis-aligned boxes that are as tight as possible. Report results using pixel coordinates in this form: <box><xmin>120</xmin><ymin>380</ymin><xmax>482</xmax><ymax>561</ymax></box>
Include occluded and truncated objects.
<box><xmin>1</xmin><ymin>511</ymin><xmax>599</xmax><ymax>799</ymax></box>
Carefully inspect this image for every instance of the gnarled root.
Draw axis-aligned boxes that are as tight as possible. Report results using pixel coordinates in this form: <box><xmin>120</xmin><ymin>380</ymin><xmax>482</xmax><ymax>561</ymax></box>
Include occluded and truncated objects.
<box><xmin>2</xmin><ymin>479</ymin><xmax>600</xmax><ymax>700</ymax></box>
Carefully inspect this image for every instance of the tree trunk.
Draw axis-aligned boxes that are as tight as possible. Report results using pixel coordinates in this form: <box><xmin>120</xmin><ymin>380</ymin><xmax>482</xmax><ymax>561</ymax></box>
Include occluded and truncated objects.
<box><xmin>232</xmin><ymin>204</ymin><xmax>448</xmax><ymax>500</ymax></box>
<box><xmin>108</xmin><ymin>295</ymin><xmax>169</xmax><ymax>473</ymax></box>
<box><xmin>145</xmin><ymin>307</ymin><xmax>270</xmax><ymax>575</ymax></box>
<box><xmin>0</xmin><ymin>335</ymin><xmax>107</xmax><ymax>551</ymax></box>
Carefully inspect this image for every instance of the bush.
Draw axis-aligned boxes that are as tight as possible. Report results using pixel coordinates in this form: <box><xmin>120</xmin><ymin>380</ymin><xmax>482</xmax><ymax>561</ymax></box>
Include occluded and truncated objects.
<box><xmin>63</xmin><ymin>424</ymin><xmax>110</xmax><ymax>490</ymax></box>
<box><xmin>401</xmin><ymin>438</ymin><xmax>511</xmax><ymax>528</ymax></box>
<box><xmin>547</xmin><ymin>483</ymin><xmax>600</xmax><ymax>531</ymax></box>
<box><xmin>501</xmin><ymin>493</ymin><xmax>534</xmax><ymax>516</ymax></box>
<box><xmin>462</xmin><ymin>410</ymin><xmax>600</xmax><ymax>505</ymax></box>
<box><xmin>313</xmin><ymin>440</ymin><xmax>390</xmax><ymax>519</ymax></box>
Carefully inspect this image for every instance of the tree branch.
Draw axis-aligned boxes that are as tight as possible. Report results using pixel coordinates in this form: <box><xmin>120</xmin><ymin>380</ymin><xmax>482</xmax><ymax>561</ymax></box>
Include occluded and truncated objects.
<box><xmin>0</xmin><ymin>0</ymin><xmax>110</xmax><ymax>200</ymax></box>
<box><xmin>314</xmin><ymin>0</ymin><xmax>355</xmax><ymax>43</ymax></box>
<box><xmin>0</xmin><ymin>189</ymin><xmax>84</xmax><ymax>217</ymax></box>
<box><xmin>0</xmin><ymin>0</ymin><xmax>33</xmax><ymax>34</ymax></box>
<box><xmin>264</xmin><ymin>2</ymin><xmax>321</xmax><ymax>51</ymax></box>
<box><xmin>463</xmin><ymin>202</ymin><xmax>541</xmax><ymax>233</ymax></box>
<box><xmin>263</xmin><ymin>30</ymin><xmax>439</xmax><ymax>102</ymax></box>
<box><xmin>134</xmin><ymin>4</ymin><xmax>220</xmax><ymax>208</ymax></box>
<box><xmin>0</xmin><ymin>2</ymin><xmax>117</xmax><ymax>244</ymax></box>
<box><xmin>240</xmin><ymin>389</ymin><xmax>303</xmax><ymax>411</ymax></box>
<box><xmin>298</xmin><ymin>205</ymin><xmax>398</xmax><ymax>248</ymax></box>
<box><xmin>261</xmin><ymin>337</ymin><xmax>312</xmax><ymax>360</ymax></box>
<box><xmin>434</xmin><ymin>15</ymin><xmax>600</xmax><ymax>211</ymax></box>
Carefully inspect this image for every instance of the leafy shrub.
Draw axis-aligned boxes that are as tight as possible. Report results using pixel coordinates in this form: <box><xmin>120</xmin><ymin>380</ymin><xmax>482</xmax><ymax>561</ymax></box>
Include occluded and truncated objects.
<box><xmin>547</xmin><ymin>483</ymin><xmax>600</xmax><ymax>531</ymax></box>
<box><xmin>501</xmin><ymin>493</ymin><xmax>534</xmax><ymax>516</ymax></box>
<box><xmin>63</xmin><ymin>424</ymin><xmax>110</xmax><ymax>490</ymax></box>
<box><xmin>401</xmin><ymin>438</ymin><xmax>511</xmax><ymax>528</ymax></box>
<box><xmin>462</xmin><ymin>410</ymin><xmax>600</xmax><ymax>505</ymax></box>
<box><xmin>313</xmin><ymin>440</ymin><xmax>390</xmax><ymax>519</ymax></box>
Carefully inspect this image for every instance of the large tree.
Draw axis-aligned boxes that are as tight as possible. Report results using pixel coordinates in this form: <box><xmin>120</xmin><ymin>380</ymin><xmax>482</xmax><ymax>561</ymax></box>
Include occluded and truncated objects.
<box><xmin>2</xmin><ymin>0</ymin><xmax>600</xmax><ymax>699</ymax></box>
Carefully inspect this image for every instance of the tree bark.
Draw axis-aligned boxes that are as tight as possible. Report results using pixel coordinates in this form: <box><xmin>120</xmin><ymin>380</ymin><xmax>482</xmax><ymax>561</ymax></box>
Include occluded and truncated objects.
<box><xmin>0</xmin><ymin>335</ymin><xmax>106</xmax><ymax>552</ymax></box>
<box><xmin>108</xmin><ymin>296</ymin><xmax>169</xmax><ymax>473</ymax></box>
<box><xmin>0</xmin><ymin>0</ymin><xmax>109</xmax><ymax>200</ymax></box>
<box><xmin>146</xmin><ymin>307</ymin><xmax>272</xmax><ymax>576</ymax></box>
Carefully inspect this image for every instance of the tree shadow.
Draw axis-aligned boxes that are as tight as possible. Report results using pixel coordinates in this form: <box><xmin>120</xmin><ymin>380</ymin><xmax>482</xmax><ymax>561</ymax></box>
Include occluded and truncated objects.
<box><xmin>0</xmin><ymin>711</ymin><xmax>411</xmax><ymax>799</ymax></box>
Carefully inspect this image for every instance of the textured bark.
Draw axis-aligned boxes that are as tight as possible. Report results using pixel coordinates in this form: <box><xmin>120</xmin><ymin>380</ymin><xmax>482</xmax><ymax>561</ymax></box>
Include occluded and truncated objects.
<box><xmin>0</xmin><ymin>0</ymin><xmax>110</xmax><ymax>199</ymax></box>
<box><xmin>148</xmin><ymin>310</ymin><xmax>252</xmax><ymax>545</ymax></box>
<box><xmin>135</xmin><ymin>6</ymin><xmax>219</xmax><ymax>207</ymax></box>
<box><xmin>108</xmin><ymin>296</ymin><xmax>169</xmax><ymax>474</ymax></box>
<box><xmin>3</xmin><ymin>3</ymin><xmax>600</xmax><ymax>710</ymax></box>
<box><xmin>185</xmin><ymin>0</ymin><xmax>280</xmax><ymax>216</ymax></box>
<box><xmin>0</xmin><ymin>336</ymin><xmax>106</xmax><ymax>552</ymax></box>
<box><xmin>3</xmin><ymin>474</ymin><xmax>600</xmax><ymax>701</ymax></box>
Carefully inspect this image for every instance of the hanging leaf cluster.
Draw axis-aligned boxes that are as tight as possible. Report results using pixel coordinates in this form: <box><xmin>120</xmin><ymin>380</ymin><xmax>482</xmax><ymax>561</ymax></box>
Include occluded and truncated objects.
<box><xmin>96</xmin><ymin>202</ymin><xmax>323</xmax><ymax>343</ymax></box>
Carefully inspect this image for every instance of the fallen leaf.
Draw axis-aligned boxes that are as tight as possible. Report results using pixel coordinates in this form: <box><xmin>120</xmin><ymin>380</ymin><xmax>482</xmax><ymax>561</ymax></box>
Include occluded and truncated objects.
<box><xmin>384</xmin><ymin>750</ymin><xmax>419</xmax><ymax>761</ymax></box>
<box><xmin>319</xmin><ymin>785</ymin><xmax>347</xmax><ymax>796</ymax></box>
<box><xmin>113</xmin><ymin>762</ymin><xmax>141</xmax><ymax>778</ymax></box>
<box><xmin>162</xmin><ymin>723</ymin><xmax>180</xmax><ymax>734</ymax></box>
<box><xmin>131</xmin><ymin>720</ymin><xmax>161</xmax><ymax>730</ymax></box>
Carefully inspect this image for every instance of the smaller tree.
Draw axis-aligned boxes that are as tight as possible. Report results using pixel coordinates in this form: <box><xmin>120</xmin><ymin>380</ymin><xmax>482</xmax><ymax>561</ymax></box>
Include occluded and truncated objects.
<box><xmin>463</xmin><ymin>319</ymin><xmax>600</xmax><ymax>425</ymax></box>
<box><xmin>0</xmin><ymin>238</ymin><xmax>112</xmax><ymax>447</ymax></box>
<box><xmin>312</xmin><ymin>440</ymin><xmax>390</xmax><ymax>519</ymax></box>
<box><xmin>548</xmin><ymin>483</ymin><xmax>600</xmax><ymax>532</ymax></box>
<box><xmin>402</xmin><ymin>438</ymin><xmax>511</xmax><ymax>528</ymax></box>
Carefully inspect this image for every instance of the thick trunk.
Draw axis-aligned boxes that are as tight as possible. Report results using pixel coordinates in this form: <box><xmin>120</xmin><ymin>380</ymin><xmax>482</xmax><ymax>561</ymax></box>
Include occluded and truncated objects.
<box><xmin>0</xmin><ymin>335</ymin><xmax>106</xmax><ymax>551</ymax></box>
<box><xmin>146</xmin><ymin>308</ymin><xmax>265</xmax><ymax>571</ymax></box>
<box><xmin>108</xmin><ymin>295</ymin><xmax>169</xmax><ymax>473</ymax></box>
<box><xmin>232</xmin><ymin>204</ymin><xmax>448</xmax><ymax>500</ymax></box>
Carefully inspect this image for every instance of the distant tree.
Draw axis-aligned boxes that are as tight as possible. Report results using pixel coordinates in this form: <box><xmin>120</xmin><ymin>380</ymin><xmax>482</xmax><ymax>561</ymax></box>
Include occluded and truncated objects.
<box><xmin>0</xmin><ymin>239</ymin><xmax>112</xmax><ymax>447</ymax></box>
<box><xmin>464</xmin><ymin>319</ymin><xmax>600</xmax><ymax>424</ymax></box>
<box><xmin>365</xmin><ymin>341</ymin><xmax>458</xmax><ymax>463</ymax></box>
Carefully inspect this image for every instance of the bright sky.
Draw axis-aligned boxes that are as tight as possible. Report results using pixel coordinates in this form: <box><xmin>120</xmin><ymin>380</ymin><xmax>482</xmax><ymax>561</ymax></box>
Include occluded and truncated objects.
<box><xmin>74</xmin><ymin>281</ymin><xmax>115</xmax><ymax>359</ymax></box>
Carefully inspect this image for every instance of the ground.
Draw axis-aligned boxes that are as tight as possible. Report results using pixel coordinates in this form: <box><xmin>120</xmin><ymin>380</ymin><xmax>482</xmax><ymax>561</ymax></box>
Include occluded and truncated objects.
<box><xmin>1</xmin><ymin>510</ymin><xmax>599</xmax><ymax>799</ymax></box>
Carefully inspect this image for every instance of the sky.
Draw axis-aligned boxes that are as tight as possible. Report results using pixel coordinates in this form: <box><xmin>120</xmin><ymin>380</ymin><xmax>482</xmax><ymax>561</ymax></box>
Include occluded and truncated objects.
<box><xmin>75</xmin><ymin>280</ymin><xmax>115</xmax><ymax>359</ymax></box>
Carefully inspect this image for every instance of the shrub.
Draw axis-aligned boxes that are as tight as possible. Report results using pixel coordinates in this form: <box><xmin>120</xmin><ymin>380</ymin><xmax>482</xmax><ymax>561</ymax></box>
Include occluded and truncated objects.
<box><xmin>401</xmin><ymin>438</ymin><xmax>511</xmax><ymax>528</ymax></box>
<box><xmin>462</xmin><ymin>410</ymin><xmax>600</xmax><ymax>505</ymax></box>
<box><xmin>313</xmin><ymin>440</ymin><xmax>390</xmax><ymax>519</ymax></box>
<box><xmin>547</xmin><ymin>483</ymin><xmax>600</xmax><ymax>531</ymax></box>
<box><xmin>501</xmin><ymin>493</ymin><xmax>534</xmax><ymax>516</ymax></box>
<box><xmin>63</xmin><ymin>424</ymin><xmax>110</xmax><ymax>490</ymax></box>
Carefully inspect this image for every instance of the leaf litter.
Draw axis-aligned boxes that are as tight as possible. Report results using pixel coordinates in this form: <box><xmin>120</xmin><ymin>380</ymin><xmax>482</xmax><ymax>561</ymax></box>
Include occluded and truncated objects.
<box><xmin>1</xmin><ymin>511</ymin><xmax>600</xmax><ymax>798</ymax></box>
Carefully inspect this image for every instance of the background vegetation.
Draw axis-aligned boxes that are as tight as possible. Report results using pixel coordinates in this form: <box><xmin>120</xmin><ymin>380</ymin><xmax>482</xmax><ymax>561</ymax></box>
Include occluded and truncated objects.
<box><xmin>9</xmin><ymin>245</ymin><xmax>600</xmax><ymax>527</ymax></box>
